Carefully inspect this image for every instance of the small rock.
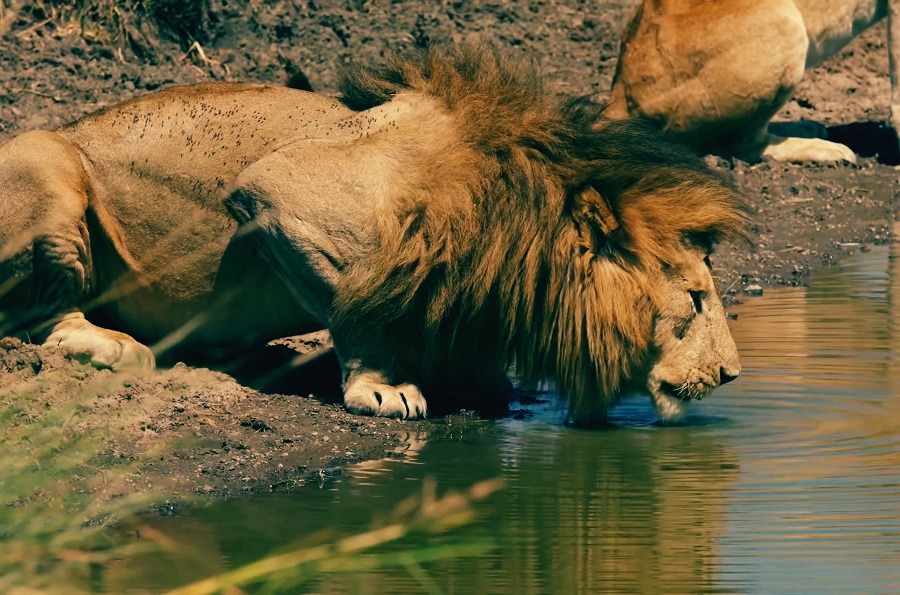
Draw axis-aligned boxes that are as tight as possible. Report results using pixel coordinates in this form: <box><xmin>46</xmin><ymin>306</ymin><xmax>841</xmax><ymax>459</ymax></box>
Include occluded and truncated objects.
<box><xmin>743</xmin><ymin>284</ymin><xmax>764</xmax><ymax>296</ymax></box>
<box><xmin>240</xmin><ymin>417</ymin><xmax>273</xmax><ymax>432</ymax></box>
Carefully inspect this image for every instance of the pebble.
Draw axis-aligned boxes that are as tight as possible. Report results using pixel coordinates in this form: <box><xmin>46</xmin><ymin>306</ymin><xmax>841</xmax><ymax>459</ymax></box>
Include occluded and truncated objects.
<box><xmin>743</xmin><ymin>284</ymin><xmax>764</xmax><ymax>296</ymax></box>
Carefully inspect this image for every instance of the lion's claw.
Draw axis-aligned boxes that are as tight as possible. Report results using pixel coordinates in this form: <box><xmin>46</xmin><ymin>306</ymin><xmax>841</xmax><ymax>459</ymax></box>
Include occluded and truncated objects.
<box><xmin>344</xmin><ymin>375</ymin><xmax>426</xmax><ymax>419</ymax></box>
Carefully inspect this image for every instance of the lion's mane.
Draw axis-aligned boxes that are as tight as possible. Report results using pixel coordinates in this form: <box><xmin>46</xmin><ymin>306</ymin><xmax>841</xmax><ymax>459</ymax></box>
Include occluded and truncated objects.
<box><xmin>332</xmin><ymin>44</ymin><xmax>747</xmax><ymax>418</ymax></box>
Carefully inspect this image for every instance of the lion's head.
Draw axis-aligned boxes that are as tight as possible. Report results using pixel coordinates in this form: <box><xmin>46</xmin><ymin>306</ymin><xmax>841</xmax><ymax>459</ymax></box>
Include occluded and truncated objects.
<box><xmin>332</xmin><ymin>44</ymin><xmax>748</xmax><ymax>423</ymax></box>
<box><xmin>644</xmin><ymin>244</ymin><xmax>741</xmax><ymax>420</ymax></box>
<box><xmin>546</xmin><ymin>150</ymin><xmax>747</xmax><ymax>423</ymax></box>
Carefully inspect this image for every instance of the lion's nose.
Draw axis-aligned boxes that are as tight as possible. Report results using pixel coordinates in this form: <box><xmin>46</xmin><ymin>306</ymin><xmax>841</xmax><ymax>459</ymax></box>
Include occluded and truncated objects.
<box><xmin>719</xmin><ymin>367</ymin><xmax>739</xmax><ymax>385</ymax></box>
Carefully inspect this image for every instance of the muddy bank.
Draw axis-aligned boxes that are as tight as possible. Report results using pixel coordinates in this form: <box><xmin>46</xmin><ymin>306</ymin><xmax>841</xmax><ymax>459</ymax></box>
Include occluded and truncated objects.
<box><xmin>0</xmin><ymin>1</ymin><xmax>897</xmax><ymax>500</ymax></box>
<box><xmin>1</xmin><ymin>336</ymin><xmax>433</xmax><ymax>500</ymax></box>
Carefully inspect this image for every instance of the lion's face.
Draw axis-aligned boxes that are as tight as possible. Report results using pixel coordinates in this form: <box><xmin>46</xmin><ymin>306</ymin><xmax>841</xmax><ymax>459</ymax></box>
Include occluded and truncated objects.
<box><xmin>561</xmin><ymin>183</ymin><xmax>745</xmax><ymax>424</ymax></box>
<box><xmin>645</xmin><ymin>247</ymin><xmax>740</xmax><ymax>421</ymax></box>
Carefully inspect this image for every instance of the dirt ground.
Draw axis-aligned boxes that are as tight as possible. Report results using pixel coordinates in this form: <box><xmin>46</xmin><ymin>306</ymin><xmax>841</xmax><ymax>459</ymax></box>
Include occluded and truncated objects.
<box><xmin>0</xmin><ymin>1</ymin><xmax>897</xmax><ymax>499</ymax></box>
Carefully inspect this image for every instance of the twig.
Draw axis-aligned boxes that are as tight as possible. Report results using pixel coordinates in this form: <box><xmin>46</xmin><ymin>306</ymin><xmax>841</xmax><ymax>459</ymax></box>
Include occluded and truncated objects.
<box><xmin>722</xmin><ymin>278</ymin><xmax>739</xmax><ymax>296</ymax></box>
<box><xmin>10</xmin><ymin>87</ymin><xmax>63</xmax><ymax>102</ymax></box>
<box><xmin>182</xmin><ymin>41</ymin><xmax>215</xmax><ymax>67</ymax></box>
<box><xmin>14</xmin><ymin>16</ymin><xmax>52</xmax><ymax>39</ymax></box>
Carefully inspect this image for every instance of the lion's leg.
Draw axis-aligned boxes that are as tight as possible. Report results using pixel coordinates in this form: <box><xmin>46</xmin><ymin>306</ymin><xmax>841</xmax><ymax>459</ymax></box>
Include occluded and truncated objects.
<box><xmin>225</xmin><ymin>196</ymin><xmax>428</xmax><ymax>419</ymax></box>
<box><xmin>339</xmin><ymin>334</ymin><xmax>513</xmax><ymax>419</ymax></box>
<box><xmin>228</xmin><ymin>152</ymin><xmax>431</xmax><ymax>419</ymax></box>
<box><xmin>0</xmin><ymin>130</ymin><xmax>154</xmax><ymax>372</ymax></box>
<box><xmin>335</xmin><ymin>348</ymin><xmax>427</xmax><ymax>419</ymax></box>
<box><xmin>729</xmin><ymin>84</ymin><xmax>857</xmax><ymax>164</ymax></box>
<box><xmin>759</xmin><ymin>133</ymin><xmax>858</xmax><ymax>163</ymax></box>
<box><xmin>340</xmin><ymin>363</ymin><xmax>511</xmax><ymax>420</ymax></box>
<box><xmin>733</xmin><ymin>115</ymin><xmax>856</xmax><ymax>164</ymax></box>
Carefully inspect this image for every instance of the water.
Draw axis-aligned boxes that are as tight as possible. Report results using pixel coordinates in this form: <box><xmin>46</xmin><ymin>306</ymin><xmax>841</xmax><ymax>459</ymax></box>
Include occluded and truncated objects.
<box><xmin>108</xmin><ymin>248</ymin><xmax>900</xmax><ymax>593</ymax></box>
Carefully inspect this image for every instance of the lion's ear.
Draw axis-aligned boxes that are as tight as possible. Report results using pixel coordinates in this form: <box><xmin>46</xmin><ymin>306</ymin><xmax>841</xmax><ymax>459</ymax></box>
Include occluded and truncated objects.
<box><xmin>571</xmin><ymin>186</ymin><xmax>620</xmax><ymax>254</ymax></box>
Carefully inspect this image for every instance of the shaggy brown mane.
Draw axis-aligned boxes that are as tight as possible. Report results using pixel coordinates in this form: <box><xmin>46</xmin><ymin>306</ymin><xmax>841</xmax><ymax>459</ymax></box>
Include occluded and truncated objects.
<box><xmin>333</xmin><ymin>44</ymin><xmax>748</xmax><ymax>418</ymax></box>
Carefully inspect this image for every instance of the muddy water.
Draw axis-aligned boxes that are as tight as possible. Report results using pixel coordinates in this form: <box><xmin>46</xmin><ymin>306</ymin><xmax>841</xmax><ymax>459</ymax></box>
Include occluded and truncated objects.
<box><xmin>110</xmin><ymin>249</ymin><xmax>900</xmax><ymax>593</ymax></box>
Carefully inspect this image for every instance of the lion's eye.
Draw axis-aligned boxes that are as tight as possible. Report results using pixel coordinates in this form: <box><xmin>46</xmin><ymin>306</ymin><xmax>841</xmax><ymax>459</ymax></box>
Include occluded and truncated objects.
<box><xmin>704</xmin><ymin>254</ymin><xmax>712</xmax><ymax>268</ymax></box>
<box><xmin>689</xmin><ymin>290</ymin><xmax>703</xmax><ymax>314</ymax></box>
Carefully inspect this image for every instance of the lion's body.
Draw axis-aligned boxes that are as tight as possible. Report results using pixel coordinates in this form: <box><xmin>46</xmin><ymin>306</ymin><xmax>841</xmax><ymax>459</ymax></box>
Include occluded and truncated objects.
<box><xmin>0</xmin><ymin>45</ymin><xmax>745</xmax><ymax>422</ymax></box>
<box><xmin>53</xmin><ymin>84</ymin><xmax>352</xmax><ymax>348</ymax></box>
<box><xmin>2</xmin><ymin>84</ymin><xmax>429</xmax><ymax>351</ymax></box>
<box><xmin>608</xmin><ymin>0</ymin><xmax>899</xmax><ymax>163</ymax></box>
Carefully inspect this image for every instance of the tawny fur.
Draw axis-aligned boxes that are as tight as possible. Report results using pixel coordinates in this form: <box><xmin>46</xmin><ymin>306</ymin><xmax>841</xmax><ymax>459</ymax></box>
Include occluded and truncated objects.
<box><xmin>607</xmin><ymin>0</ymin><xmax>900</xmax><ymax>162</ymax></box>
<box><xmin>331</xmin><ymin>45</ymin><xmax>748</xmax><ymax>418</ymax></box>
<box><xmin>0</xmin><ymin>43</ymin><xmax>747</xmax><ymax>422</ymax></box>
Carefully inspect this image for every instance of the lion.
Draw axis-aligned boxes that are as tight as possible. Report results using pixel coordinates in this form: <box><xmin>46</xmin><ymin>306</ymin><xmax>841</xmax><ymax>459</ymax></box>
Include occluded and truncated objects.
<box><xmin>0</xmin><ymin>44</ymin><xmax>746</xmax><ymax>423</ymax></box>
<box><xmin>606</xmin><ymin>0</ymin><xmax>900</xmax><ymax>163</ymax></box>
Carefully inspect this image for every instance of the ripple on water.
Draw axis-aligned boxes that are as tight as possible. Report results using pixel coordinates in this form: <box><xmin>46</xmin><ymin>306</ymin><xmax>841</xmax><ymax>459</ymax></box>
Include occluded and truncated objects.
<box><xmin>109</xmin><ymin>248</ymin><xmax>900</xmax><ymax>593</ymax></box>
<box><xmin>706</xmin><ymin>247</ymin><xmax>900</xmax><ymax>591</ymax></box>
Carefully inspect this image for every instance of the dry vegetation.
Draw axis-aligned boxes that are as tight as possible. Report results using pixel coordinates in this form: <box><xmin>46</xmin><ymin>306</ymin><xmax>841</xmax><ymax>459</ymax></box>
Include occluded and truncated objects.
<box><xmin>1</xmin><ymin>0</ymin><xmax>212</xmax><ymax>53</ymax></box>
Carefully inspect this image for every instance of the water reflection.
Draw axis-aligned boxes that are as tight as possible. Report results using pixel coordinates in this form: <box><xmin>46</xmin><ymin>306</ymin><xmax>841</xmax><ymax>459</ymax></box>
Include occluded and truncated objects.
<box><xmin>488</xmin><ymin>423</ymin><xmax>738</xmax><ymax>593</ymax></box>
<box><xmin>105</xmin><ymin>245</ymin><xmax>900</xmax><ymax>593</ymax></box>
<box><xmin>710</xmin><ymin>243</ymin><xmax>900</xmax><ymax>592</ymax></box>
<box><xmin>107</xmin><ymin>408</ymin><xmax>739</xmax><ymax>593</ymax></box>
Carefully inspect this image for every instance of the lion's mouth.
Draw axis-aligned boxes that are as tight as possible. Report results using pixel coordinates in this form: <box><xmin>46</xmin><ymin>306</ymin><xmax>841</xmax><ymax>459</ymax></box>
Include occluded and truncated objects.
<box><xmin>660</xmin><ymin>381</ymin><xmax>709</xmax><ymax>402</ymax></box>
<box><xmin>649</xmin><ymin>379</ymin><xmax>691</xmax><ymax>421</ymax></box>
<box><xmin>660</xmin><ymin>382</ymin><xmax>686</xmax><ymax>401</ymax></box>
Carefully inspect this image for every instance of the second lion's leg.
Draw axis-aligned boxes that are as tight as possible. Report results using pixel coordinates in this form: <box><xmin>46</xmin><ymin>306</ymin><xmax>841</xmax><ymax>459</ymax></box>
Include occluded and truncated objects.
<box><xmin>0</xmin><ymin>130</ymin><xmax>154</xmax><ymax>372</ymax></box>
<box><xmin>759</xmin><ymin>133</ymin><xmax>857</xmax><ymax>163</ymax></box>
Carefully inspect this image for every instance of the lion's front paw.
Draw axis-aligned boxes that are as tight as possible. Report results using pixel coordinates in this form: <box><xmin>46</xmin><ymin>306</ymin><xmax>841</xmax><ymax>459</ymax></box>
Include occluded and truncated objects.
<box><xmin>344</xmin><ymin>374</ymin><xmax>427</xmax><ymax>420</ymax></box>
<box><xmin>44</xmin><ymin>313</ymin><xmax>155</xmax><ymax>373</ymax></box>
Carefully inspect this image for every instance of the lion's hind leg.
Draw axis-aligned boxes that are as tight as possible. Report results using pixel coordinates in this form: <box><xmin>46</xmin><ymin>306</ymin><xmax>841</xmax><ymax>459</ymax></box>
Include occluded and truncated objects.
<box><xmin>0</xmin><ymin>130</ymin><xmax>154</xmax><ymax>372</ymax></box>
<box><xmin>43</xmin><ymin>312</ymin><xmax>154</xmax><ymax>371</ymax></box>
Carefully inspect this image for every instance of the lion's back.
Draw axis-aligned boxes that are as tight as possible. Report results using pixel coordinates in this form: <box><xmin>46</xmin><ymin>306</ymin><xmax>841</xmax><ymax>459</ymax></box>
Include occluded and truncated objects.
<box><xmin>59</xmin><ymin>82</ymin><xmax>353</xmax><ymax>220</ymax></box>
<box><xmin>54</xmin><ymin>83</ymin><xmax>355</xmax><ymax>302</ymax></box>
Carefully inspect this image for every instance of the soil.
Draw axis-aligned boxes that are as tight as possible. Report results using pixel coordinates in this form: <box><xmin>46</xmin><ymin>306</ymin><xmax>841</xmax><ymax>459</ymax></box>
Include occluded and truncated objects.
<box><xmin>0</xmin><ymin>1</ymin><xmax>897</xmax><ymax>500</ymax></box>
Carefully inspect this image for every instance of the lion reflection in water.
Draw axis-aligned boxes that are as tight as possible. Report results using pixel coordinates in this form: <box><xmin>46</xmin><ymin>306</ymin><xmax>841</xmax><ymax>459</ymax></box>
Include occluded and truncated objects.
<box><xmin>0</xmin><ymin>45</ymin><xmax>745</xmax><ymax>423</ymax></box>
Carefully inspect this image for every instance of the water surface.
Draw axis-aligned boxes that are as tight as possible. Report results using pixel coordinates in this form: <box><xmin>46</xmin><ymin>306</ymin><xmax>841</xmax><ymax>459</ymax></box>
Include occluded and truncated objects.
<box><xmin>112</xmin><ymin>248</ymin><xmax>900</xmax><ymax>593</ymax></box>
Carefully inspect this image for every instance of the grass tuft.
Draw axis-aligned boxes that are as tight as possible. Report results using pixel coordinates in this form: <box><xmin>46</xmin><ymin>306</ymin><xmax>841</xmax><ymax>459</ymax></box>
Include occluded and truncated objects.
<box><xmin>166</xmin><ymin>477</ymin><xmax>503</xmax><ymax>594</ymax></box>
<box><xmin>17</xmin><ymin>0</ymin><xmax>213</xmax><ymax>53</ymax></box>
<box><xmin>0</xmin><ymin>366</ymin><xmax>168</xmax><ymax>591</ymax></box>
